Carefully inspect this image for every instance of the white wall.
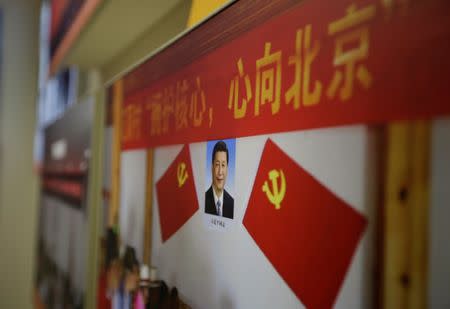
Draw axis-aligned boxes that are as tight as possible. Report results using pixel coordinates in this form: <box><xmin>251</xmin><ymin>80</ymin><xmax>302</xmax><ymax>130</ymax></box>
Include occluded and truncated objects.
<box><xmin>120</xmin><ymin>150</ymin><xmax>148</xmax><ymax>261</ymax></box>
<box><xmin>130</xmin><ymin>125</ymin><xmax>380</xmax><ymax>309</ymax></box>
<box><xmin>0</xmin><ymin>1</ymin><xmax>39</xmax><ymax>308</ymax></box>
<box><xmin>101</xmin><ymin>0</ymin><xmax>192</xmax><ymax>83</ymax></box>
<box><xmin>429</xmin><ymin>117</ymin><xmax>450</xmax><ymax>309</ymax></box>
<box><xmin>39</xmin><ymin>195</ymin><xmax>88</xmax><ymax>294</ymax></box>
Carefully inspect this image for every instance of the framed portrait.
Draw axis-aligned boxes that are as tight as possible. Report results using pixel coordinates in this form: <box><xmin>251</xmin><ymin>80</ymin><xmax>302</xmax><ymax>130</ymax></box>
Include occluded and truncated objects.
<box><xmin>204</xmin><ymin>138</ymin><xmax>236</xmax><ymax>230</ymax></box>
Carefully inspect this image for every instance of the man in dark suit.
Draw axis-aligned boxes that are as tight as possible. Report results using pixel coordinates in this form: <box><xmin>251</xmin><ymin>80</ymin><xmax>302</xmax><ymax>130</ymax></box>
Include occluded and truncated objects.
<box><xmin>205</xmin><ymin>141</ymin><xmax>234</xmax><ymax>219</ymax></box>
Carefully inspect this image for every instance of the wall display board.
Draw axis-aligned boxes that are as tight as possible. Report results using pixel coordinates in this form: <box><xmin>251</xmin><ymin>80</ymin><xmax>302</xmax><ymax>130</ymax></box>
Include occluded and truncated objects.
<box><xmin>115</xmin><ymin>0</ymin><xmax>450</xmax><ymax>308</ymax></box>
<box><xmin>36</xmin><ymin>98</ymin><xmax>94</xmax><ymax>309</ymax></box>
<box><xmin>144</xmin><ymin>129</ymin><xmax>375</xmax><ymax>309</ymax></box>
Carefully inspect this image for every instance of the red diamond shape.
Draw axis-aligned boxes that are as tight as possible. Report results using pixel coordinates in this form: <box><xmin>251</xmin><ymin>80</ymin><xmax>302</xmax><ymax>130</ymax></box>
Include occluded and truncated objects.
<box><xmin>243</xmin><ymin>139</ymin><xmax>367</xmax><ymax>308</ymax></box>
<box><xmin>156</xmin><ymin>145</ymin><xmax>199</xmax><ymax>242</ymax></box>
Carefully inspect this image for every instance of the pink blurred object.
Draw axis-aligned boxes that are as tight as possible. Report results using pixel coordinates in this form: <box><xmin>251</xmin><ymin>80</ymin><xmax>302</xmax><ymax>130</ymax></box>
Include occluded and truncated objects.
<box><xmin>134</xmin><ymin>291</ymin><xmax>145</xmax><ymax>309</ymax></box>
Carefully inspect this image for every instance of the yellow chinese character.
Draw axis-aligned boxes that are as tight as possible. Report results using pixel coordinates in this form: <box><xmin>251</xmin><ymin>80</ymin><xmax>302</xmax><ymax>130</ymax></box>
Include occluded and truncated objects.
<box><xmin>122</xmin><ymin>103</ymin><xmax>142</xmax><ymax>142</ymax></box>
<box><xmin>189</xmin><ymin>77</ymin><xmax>206</xmax><ymax>127</ymax></box>
<box><xmin>228</xmin><ymin>58</ymin><xmax>252</xmax><ymax>119</ymax></box>
<box><xmin>285</xmin><ymin>25</ymin><xmax>322</xmax><ymax>109</ymax></box>
<box><xmin>122</xmin><ymin>105</ymin><xmax>133</xmax><ymax>142</ymax></box>
<box><xmin>255</xmin><ymin>42</ymin><xmax>282</xmax><ymax>115</ymax></box>
<box><xmin>208</xmin><ymin>106</ymin><xmax>213</xmax><ymax>128</ymax></box>
<box><xmin>162</xmin><ymin>86</ymin><xmax>175</xmax><ymax>134</ymax></box>
<box><xmin>327</xmin><ymin>4</ymin><xmax>376</xmax><ymax>101</ymax></box>
<box><xmin>131</xmin><ymin>104</ymin><xmax>142</xmax><ymax>139</ymax></box>
<box><xmin>145</xmin><ymin>93</ymin><xmax>163</xmax><ymax>136</ymax></box>
<box><xmin>175</xmin><ymin>80</ymin><xmax>189</xmax><ymax>131</ymax></box>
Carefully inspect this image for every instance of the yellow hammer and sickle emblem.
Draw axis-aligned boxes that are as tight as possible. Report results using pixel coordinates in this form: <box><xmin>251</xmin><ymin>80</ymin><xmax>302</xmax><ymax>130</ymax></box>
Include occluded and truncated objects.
<box><xmin>177</xmin><ymin>162</ymin><xmax>188</xmax><ymax>187</ymax></box>
<box><xmin>262</xmin><ymin>169</ymin><xmax>286</xmax><ymax>210</ymax></box>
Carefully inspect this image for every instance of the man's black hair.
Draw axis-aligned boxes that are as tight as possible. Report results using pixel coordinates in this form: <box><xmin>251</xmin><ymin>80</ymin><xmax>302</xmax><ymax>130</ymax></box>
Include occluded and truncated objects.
<box><xmin>105</xmin><ymin>228</ymin><xmax>119</xmax><ymax>268</ymax></box>
<box><xmin>212</xmin><ymin>140</ymin><xmax>229</xmax><ymax>164</ymax></box>
<box><xmin>123</xmin><ymin>245</ymin><xmax>139</xmax><ymax>271</ymax></box>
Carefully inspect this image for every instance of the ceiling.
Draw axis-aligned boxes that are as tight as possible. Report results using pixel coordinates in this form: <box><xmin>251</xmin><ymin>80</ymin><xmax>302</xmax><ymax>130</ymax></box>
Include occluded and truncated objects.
<box><xmin>64</xmin><ymin>0</ymin><xmax>183</xmax><ymax>69</ymax></box>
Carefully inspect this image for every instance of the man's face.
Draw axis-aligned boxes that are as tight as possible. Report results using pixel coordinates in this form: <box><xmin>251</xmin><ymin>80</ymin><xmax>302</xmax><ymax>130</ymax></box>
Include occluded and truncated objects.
<box><xmin>212</xmin><ymin>151</ymin><xmax>228</xmax><ymax>194</ymax></box>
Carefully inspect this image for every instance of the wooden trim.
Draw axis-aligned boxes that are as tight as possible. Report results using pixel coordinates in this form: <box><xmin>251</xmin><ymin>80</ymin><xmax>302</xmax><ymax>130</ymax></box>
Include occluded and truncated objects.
<box><xmin>374</xmin><ymin>124</ymin><xmax>387</xmax><ymax>309</ymax></box>
<box><xmin>383</xmin><ymin>123</ymin><xmax>410</xmax><ymax>309</ymax></box>
<box><xmin>49</xmin><ymin>0</ymin><xmax>103</xmax><ymax>76</ymax></box>
<box><xmin>85</xmin><ymin>89</ymin><xmax>105</xmax><ymax>309</ymax></box>
<box><xmin>105</xmin><ymin>86</ymin><xmax>113</xmax><ymax>126</ymax></box>
<box><xmin>382</xmin><ymin>121</ymin><xmax>430</xmax><ymax>309</ymax></box>
<box><xmin>109</xmin><ymin>79</ymin><xmax>123</xmax><ymax>227</ymax></box>
<box><xmin>408</xmin><ymin>121</ymin><xmax>430</xmax><ymax>309</ymax></box>
<box><xmin>143</xmin><ymin>149</ymin><xmax>154</xmax><ymax>264</ymax></box>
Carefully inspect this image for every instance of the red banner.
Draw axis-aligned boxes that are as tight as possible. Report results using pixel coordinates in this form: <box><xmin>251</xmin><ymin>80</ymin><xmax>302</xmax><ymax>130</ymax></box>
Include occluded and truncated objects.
<box><xmin>122</xmin><ymin>0</ymin><xmax>450</xmax><ymax>150</ymax></box>
<box><xmin>43</xmin><ymin>179</ymin><xmax>84</xmax><ymax>200</ymax></box>
<box><xmin>156</xmin><ymin>145</ymin><xmax>199</xmax><ymax>242</ymax></box>
<box><xmin>243</xmin><ymin>139</ymin><xmax>367</xmax><ymax>308</ymax></box>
